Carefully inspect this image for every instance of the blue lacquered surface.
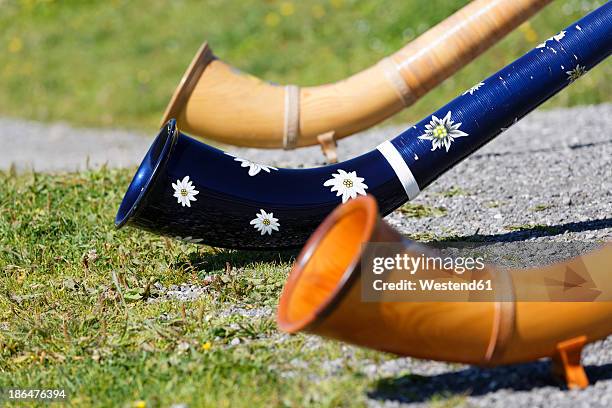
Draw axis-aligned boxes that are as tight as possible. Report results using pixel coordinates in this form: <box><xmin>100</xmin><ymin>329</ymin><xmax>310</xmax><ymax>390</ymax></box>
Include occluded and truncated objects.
<box><xmin>116</xmin><ymin>4</ymin><xmax>611</xmax><ymax>249</ymax></box>
<box><xmin>115</xmin><ymin>122</ymin><xmax>176</xmax><ymax>227</ymax></box>
<box><xmin>116</xmin><ymin>121</ymin><xmax>405</xmax><ymax>248</ymax></box>
<box><xmin>391</xmin><ymin>3</ymin><xmax>611</xmax><ymax>187</ymax></box>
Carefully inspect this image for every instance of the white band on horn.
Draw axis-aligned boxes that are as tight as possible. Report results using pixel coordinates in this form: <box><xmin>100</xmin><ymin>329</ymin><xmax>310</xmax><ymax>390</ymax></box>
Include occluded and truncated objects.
<box><xmin>377</xmin><ymin>140</ymin><xmax>420</xmax><ymax>200</ymax></box>
<box><xmin>379</xmin><ymin>57</ymin><xmax>415</xmax><ymax>107</ymax></box>
<box><xmin>283</xmin><ymin>85</ymin><xmax>300</xmax><ymax>150</ymax></box>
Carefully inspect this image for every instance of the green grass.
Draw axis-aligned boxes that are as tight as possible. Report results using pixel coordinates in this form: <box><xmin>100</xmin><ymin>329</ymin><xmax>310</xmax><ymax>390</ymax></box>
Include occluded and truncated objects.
<box><xmin>0</xmin><ymin>168</ymin><xmax>403</xmax><ymax>407</ymax></box>
<box><xmin>504</xmin><ymin>223</ymin><xmax>562</xmax><ymax>234</ymax></box>
<box><xmin>530</xmin><ymin>203</ymin><xmax>553</xmax><ymax>212</ymax></box>
<box><xmin>1</xmin><ymin>0</ymin><xmax>610</xmax><ymax>132</ymax></box>
<box><xmin>436</xmin><ymin>186</ymin><xmax>468</xmax><ymax>198</ymax></box>
<box><xmin>399</xmin><ymin>203</ymin><xmax>447</xmax><ymax>218</ymax></box>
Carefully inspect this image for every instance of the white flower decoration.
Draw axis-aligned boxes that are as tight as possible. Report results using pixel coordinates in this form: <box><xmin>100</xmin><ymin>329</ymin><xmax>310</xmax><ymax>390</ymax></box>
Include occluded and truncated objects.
<box><xmin>566</xmin><ymin>64</ymin><xmax>587</xmax><ymax>83</ymax></box>
<box><xmin>174</xmin><ymin>236</ymin><xmax>203</xmax><ymax>244</ymax></box>
<box><xmin>250</xmin><ymin>209</ymin><xmax>280</xmax><ymax>235</ymax></box>
<box><xmin>225</xmin><ymin>153</ymin><xmax>278</xmax><ymax>176</ymax></box>
<box><xmin>536</xmin><ymin>30</ymin><xmax>566</xmax><ymax>48</ymax></box>
<box><xmin>172</xmin><ymin>176</ymin><xmax>199</xmax><ymax>207</ymax></box>
<box><xmin>552</xmin><ymin>30</ymin><xmax>566</xmax><ymax>41</ymax></box>
<box><xmin>418</xmin><ymin>111</ymin><xmax>468</xmax><ymax>152</ymax></box>
<box><xmin>323</xmin><ymin>169</ymin><xmax>368</xmax><ymax>203</ymax></box>
<box><xmin>463</xmin><ymin>82</ymin><xmax>484</xmax><ymax>95</ymax></box>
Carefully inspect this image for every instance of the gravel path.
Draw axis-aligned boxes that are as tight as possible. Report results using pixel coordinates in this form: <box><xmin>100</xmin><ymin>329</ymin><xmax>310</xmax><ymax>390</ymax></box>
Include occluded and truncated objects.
<box><xmin>2</xmin><ymin>104</ymin><xmax>611</xmax><ymax>407</ymax></box>
<box><xmin>0</xmin><ymin>119</ymin><xmax>150</xmax><ymax>172</ymax></box>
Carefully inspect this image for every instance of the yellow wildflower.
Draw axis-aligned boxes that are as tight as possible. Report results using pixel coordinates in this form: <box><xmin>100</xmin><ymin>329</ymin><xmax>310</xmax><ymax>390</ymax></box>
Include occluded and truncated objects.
<box><xmin>280</xmin><ymin>2</ymin><xmax>295</xmax><ymax>16</ymax></box>
<box><xmin>265</xmin><ymin>12</ymin><xmax>280</xmax><ymax>27</ymax></box>
<box><xmin>519</xmin><ymin>22</ymin><xmax>538</xmax><ymax>43</ymax></box>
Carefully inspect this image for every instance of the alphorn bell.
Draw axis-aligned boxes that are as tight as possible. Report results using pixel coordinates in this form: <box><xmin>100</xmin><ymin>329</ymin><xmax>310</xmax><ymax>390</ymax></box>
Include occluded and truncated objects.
<box><xmin>277</xmin><ymin>195</ymin><xmax>612</xmax><ymax>389</ymax></box>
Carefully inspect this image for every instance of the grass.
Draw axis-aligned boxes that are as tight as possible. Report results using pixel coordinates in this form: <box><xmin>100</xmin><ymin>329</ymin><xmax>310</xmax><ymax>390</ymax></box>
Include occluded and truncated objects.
<box><xmin>530</xmin><ymin>203</ymin><xmax>553</xmax><ymax>212</ymax></box>
<box><xmin>1</xmin><ymin>0</ymin><xmax>610</xmax><ymax>132</ymax></box>
<box><xmin>0</xmin><ymin>168</ymin><xmax>405</xmax><ymax>407</ymax></box>
<box><xmin>504</xmin><ymin>223</ymin><xmax>562</xmax><ymax>234</ymax></box>
<box><xmin>399</xmin><ymin>203</ymin><xmax>447</xmax><ymax>218</ymax></box>
<box><xmin>436</xmin><ymin>187</ymin><xmax>468</xmax><ymax>198</ymax></box>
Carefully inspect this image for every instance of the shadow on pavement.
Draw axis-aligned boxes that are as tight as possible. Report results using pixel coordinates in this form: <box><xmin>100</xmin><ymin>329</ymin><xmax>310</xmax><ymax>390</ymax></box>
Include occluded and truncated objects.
<box><xmin>448</xmin><ymin>218</ymin><xmax>612</xmax><ymax>243</ymax></box>
<box><xmin>368</xmin><ymin>361</ymin><xmax>612</xmax><ymax>404</ymax></box>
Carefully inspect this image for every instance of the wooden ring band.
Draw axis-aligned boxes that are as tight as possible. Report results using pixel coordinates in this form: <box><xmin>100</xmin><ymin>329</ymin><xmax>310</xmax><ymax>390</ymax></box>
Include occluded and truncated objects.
<box><xmin>484</xmin><ymin>268</ymin><xmax>516</xmax><ymax>363</ymax></box>
<box><xmin>283</xmin><ymin>85</ymin><xmax>300</xmax><ymax>150</ymax></box>
<box><xmin>379</xmin><ymin>57</ymin><xmax>414</xmax><ymax>107</ymax></box>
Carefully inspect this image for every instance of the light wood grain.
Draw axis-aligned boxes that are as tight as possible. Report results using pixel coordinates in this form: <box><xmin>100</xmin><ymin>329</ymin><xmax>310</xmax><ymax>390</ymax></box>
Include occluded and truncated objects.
<box><xmin>163</xmin><ymin>0</ymin><xmax>552</xmax><ymax>148</ymax></box>
<box><xmin>277</xmin><ymin>196</ymin><xmax>612</xmax><ymax>387</ymax></box>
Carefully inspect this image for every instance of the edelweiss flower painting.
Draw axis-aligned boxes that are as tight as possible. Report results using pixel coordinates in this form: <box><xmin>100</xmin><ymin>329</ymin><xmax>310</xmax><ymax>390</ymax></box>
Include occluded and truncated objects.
<box><xmin>323</xmin><ymin>169</ymin><xmax>368</xmax><ymax>203</ymax></box>
<box><xmin>566</xmin><ymin>64</ymin><xmax>587</xmax><ymax>83</ymax></box>
<box><xmin>536</xmin><ymin>30</ymin><xmax>566</xmax><ymax>48</ymax></box>
<box><xmin>250</xmin><ymin>209</ymin><xmax>280</xmax><ymax>235</ymax></box>
<box><xmin>226</xmin><ymin>153</ymin><xmax>278</xmax><ymax>176</ymax></box>
<box><xmin>463</xmin><ymin>82</ymin><xmax>484</xmax><ymax>95</ymax></box>
<box><xmin>172</xmin><ymin>176</ymin><xmax>199</xmax><ymax>207</ymax></box>
<box><xmin>418</xmin><ymin>111</ymin><xmax>468</xmax><ymax>152</ymax></box>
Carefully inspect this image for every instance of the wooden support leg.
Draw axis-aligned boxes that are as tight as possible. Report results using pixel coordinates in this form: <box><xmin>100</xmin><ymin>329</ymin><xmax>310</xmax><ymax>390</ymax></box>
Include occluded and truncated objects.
<box><xmin>551</xmin><ymin>335</ymin><xmax>589</xmax><ymax>389</ymax></box>
<box><xmin>317</xmin><ymin>131</ymin><xmax>338</xmax><ymax>164</ymax></box>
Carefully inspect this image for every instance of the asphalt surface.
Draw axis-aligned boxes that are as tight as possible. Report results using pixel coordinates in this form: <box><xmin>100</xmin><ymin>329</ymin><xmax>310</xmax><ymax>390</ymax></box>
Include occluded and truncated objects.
<box><xmin>1</xmin><ymin>103</ymin><xmax>611</xmax><ymax>407</ymax></box>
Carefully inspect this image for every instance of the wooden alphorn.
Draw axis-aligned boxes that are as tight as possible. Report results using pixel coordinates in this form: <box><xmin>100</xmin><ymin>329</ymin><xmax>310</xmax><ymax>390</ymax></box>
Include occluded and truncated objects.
<box><xmin>277</xmin><ymin>196</ymin><xmax>612</xmax><ymax>389</ymax></box>
<box><xmin>162</xmin><ymin>0</ymin><xmax>552</xmax><ymax>150</ymax></box>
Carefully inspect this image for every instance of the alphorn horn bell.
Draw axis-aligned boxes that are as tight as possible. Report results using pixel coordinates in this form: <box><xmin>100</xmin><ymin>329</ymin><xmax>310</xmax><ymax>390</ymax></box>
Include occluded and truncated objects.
<box><xmin>277</xmin><ymin>195</ymin><xmax>612</xmax><ymax>389</ymax></box>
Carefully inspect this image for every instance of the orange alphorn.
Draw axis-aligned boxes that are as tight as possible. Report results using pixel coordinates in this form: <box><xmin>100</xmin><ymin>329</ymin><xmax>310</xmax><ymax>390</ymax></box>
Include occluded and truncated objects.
<box><xmin>277</xmin><ymin>195</ymin><xmax>612</xmax><ymax>389</ymax></box>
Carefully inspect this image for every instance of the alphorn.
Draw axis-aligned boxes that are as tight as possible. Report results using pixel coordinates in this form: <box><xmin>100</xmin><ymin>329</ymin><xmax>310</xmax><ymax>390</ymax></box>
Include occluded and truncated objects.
<box><xmin>161</xmin><ymin>0</ymin><xmax>552</xmax><ymax>151</ymax></box>
<box><xmin>277</xmin><ymin>195</ymin><xmax>612</xmax><ymax>389</ymax></box>
<box><xmin>116</xmin><ymin>4</ymin><xmax>612</xmax><ymax>249</ymax></box>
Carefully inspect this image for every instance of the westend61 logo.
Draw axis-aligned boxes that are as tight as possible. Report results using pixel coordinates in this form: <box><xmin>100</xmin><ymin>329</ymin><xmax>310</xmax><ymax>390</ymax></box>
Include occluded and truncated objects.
<box><xmin>360</xmin><ymin>242</ymin><xmax>610</xmax><ymax>302</ymax></box>
<box><xmin>367</xmin><ymin>250</ymin><xmax>493</xmax><ymax>298</ymax></box>
<box><xmin>361</xmin><ymin>243</ymin><xmax>498</xmax><ymax>302</ymax></box>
